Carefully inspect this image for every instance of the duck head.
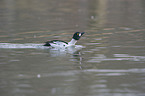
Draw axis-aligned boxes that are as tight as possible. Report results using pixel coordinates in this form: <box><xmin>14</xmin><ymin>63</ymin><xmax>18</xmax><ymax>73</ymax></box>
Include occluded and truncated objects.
<box><xmin>72</xmin><ymin>32</ymin><xmax>85</xmax><ymax>40</ymax></box>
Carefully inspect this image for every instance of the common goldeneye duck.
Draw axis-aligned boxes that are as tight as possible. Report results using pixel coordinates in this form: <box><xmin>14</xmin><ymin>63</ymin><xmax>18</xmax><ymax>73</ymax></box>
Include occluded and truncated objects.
<box><xmin>44</xmin><ymin>32</ymin><xmax>85</xmax><ymax>47</ymax></box>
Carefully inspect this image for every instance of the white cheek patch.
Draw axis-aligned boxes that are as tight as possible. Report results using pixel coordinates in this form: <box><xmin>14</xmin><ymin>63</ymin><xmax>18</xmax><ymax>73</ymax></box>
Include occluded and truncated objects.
<box><xmin>79</xmin><ymin>33</ymin><xmax>81</xmax><ymax>36</ymax></box>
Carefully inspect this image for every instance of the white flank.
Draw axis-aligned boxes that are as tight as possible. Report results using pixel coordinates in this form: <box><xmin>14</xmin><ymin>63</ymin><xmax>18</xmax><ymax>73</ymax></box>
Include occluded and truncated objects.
<box><xmin>50</xmin><ymin>41</ymin><xmax>68</xmax><ymax>48</ymax></box>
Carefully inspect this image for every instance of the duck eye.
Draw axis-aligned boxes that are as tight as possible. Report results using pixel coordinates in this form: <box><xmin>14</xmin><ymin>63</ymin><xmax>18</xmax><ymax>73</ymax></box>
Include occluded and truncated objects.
<box><xmin>77</xmin><ymin>33</ymin><xmax>81</xmax><ymax>36</ymax></box>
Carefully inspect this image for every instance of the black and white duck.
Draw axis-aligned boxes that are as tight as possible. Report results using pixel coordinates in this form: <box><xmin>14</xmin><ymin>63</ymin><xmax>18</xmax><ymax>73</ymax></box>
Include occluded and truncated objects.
<box><xmin>44</xmin><ymin>32</ymin><xmax>85</xmax><ymax>47</ymax></box>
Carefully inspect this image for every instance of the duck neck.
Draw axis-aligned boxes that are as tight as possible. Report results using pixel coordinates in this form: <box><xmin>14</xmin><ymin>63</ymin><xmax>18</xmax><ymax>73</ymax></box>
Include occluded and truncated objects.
<box><xmin>68</xmin><ymin>39</ymin><xmax>77</xmax><ymax>45</ymax></box>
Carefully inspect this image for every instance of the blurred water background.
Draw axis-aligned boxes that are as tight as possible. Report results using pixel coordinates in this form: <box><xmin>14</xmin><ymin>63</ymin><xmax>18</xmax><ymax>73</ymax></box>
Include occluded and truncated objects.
<box><xmin>0</xmin><ymin>0</ymin><xmax>145</xmax><ymax>96</ymax></box>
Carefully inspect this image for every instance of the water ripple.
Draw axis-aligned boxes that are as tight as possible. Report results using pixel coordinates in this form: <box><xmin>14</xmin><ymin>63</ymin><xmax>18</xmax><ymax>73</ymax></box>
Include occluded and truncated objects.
<box><xmin>85</xmin><ymin>68</ymin><xmax>145</xmax><ymax>73</ymax></box>
<box><xmin>88</xmin><ymin>54</ymin><xmax>145</xmax><ymax>63</ymax></box>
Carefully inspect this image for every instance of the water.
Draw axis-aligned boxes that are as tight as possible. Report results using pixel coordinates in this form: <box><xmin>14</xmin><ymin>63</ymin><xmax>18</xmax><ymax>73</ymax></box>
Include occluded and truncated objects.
<box><xmin>0</xmin><ymin>0</ymin><xmax>145</xmax><ymax>96</ymax></box>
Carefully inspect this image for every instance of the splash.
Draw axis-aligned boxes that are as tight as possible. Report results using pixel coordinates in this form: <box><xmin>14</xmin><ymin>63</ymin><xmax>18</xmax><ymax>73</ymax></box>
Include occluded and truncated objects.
<box><xmin>0</xmin><ymin>43</ymin><xmax>47</xmax><ymax>49</ymax></box>
<box><xmin>0</xmin><ymin>43</ymin><xmax>84</xmax><ymax>50</ymax></box>
<box><xmin>0</xmin><ymin>43</ymin><xmax>84</xmax><ymax>56</ymax></box>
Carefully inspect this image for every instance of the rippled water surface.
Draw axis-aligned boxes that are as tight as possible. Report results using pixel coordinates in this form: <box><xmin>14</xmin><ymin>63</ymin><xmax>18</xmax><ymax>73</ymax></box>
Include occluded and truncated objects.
<box><xmin>0</xmin><ymin>0</ymin><xmax>145</xmax><ymax>96</ymax></box>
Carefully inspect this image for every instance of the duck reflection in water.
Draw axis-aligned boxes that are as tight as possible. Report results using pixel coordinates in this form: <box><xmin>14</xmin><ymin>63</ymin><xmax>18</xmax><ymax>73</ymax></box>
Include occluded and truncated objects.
<box><xmin>47</xmin><ymin>45</ymin><xmax>84</xmax><ymax>70</ymax></box>
<box><xmin>47</xmin><ymin>45</ymin><xmax>84</xmax><ymax>57</ymax></box>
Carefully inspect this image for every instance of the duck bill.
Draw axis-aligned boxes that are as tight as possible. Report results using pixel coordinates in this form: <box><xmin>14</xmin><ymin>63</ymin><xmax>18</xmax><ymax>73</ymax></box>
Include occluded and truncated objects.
<box><xmin>81</xmin><ymin>32</ymin><xmax>85</xmax><ymax>36</ymax></box>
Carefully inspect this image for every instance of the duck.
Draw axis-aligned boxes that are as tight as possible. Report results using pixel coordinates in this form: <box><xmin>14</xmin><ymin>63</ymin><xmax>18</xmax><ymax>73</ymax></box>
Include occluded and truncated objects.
<box><xmin>44</xmin><ymin>32</ymin><xmax>85</xmax><ymax>47</ymax></box>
